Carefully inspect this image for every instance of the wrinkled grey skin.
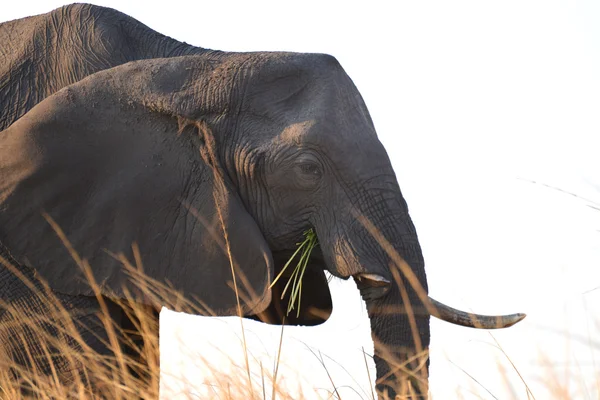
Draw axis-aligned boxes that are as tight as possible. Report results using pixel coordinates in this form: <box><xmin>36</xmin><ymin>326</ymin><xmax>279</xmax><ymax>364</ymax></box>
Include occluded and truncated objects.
<box><xmin>0</xmin><ymin>3</ymin><xmax>212</xmax><ymax>131</ymax></box>
<box><xmin>0</xmin><ymin>4</ymin><xmax>429</xmax><ymax>398</ymax></box>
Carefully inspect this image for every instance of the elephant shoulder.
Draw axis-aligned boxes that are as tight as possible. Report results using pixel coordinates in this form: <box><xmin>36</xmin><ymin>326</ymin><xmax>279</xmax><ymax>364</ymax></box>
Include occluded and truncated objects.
<box><xmin>5</xmin><ymin>86</ymin><xmax>81</xmax><ymax>137</ymax></box>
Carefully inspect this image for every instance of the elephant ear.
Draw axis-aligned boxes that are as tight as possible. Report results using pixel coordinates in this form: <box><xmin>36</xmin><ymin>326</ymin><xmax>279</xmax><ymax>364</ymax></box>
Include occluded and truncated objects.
<box><xmin>0</xmin><ymin>66</ymin><xmax>273</xmax><ymax>316</ymax></box>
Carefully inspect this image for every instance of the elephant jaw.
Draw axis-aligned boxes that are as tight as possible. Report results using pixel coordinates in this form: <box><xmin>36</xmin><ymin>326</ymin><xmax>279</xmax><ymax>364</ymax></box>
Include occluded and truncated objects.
<box><xmin>352</xmin><ymin>273</ymin><xmax>526</xmax><ymax>329</ymax></box>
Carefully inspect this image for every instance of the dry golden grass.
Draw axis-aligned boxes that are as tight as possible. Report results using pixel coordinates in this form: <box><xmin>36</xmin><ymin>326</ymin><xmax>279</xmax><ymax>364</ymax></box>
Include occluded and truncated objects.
<box><xmin>0</xmin><ymin>213</ymin><xmax>329</xmax><ymax>399</ymax></box>
<box><xmin>0</xmin><ymin>245</ymin><xmax>597</xmax><ymax>399</ymax></box>
<box><xmin>1</xmin><ymin>259</ymin><xmax>596</xmax><ymax>400</ymax></box>
<box><xmin>0</xmin><ymin>254</ymin><xmax>338</xmax><ymax>400</ymax></box>
<box><xmin>0</xmin><ymin>249</ymin><xmax>160</xmax><ymax>399</ymax></box>
<box><xmin>0</xmin><ymin>227</ymin><xmax>424</xmax><ymax>400</ymax></box>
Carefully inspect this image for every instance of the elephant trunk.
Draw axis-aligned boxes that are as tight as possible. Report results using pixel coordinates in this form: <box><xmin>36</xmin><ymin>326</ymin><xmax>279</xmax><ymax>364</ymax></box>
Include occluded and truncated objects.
<box><xmin>349</xmin><ymin>217</ymin><xmax>526</xmax><ymax>398</ymax></box>
<box><xmin>364</xmin><ymin>285</ymin><xmax>430</xmax><ymax>398</ymax></box>
<box><xmin>323</xmin><ymin>178</ymin><xmax>526</xmax><ymax>398</ymax></box>
<box><xmin>355</xmin><ymin>228</ymin><xmax>430</xmax><ymax>399</ymax></box>
<box><xmin>315</xmin><ymin>182</ymin><xmax>431</xmax><ymax>398</ymax></box>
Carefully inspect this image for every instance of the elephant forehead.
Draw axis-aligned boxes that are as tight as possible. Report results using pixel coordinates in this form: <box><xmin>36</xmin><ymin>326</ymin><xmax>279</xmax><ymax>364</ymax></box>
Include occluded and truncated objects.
<box><xmin>266</xmin><ymin>116</ymin><xmax>391</xmax><ymax>176</ymax></box>
<box><xmin>300</xmin><ymin>118</ymin><xmax>389</xmax><ymax>163</ymax></box>
<box><xmin>277</xmin><ymin>121</ymin><xmax>317</xmax><ymax>145</ymax></box>
<box><xmin>243</xmin><ymin>53</ymin><xmax>367</xmax><ymax>116</ymax></box>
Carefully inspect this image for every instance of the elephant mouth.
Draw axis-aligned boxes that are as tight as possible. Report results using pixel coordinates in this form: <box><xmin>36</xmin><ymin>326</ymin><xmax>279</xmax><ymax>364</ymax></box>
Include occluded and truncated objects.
<box><xmin>272</xmin><ymin>244</ymin><xmax>526</xmax><ymax>330</ymax></box>
<box><xmin>352</xmin><ymin>272</ymin><xmax>526</xmax><ymax>329</ymax></box>
<box><xmin>354</xmin><ymin>273</ymin><xmax>391</xmax><ymax>301</ymax></box>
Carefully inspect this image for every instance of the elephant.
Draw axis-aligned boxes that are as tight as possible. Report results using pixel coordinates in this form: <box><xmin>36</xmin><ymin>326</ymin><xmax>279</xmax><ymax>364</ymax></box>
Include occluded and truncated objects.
<box><xmin>0</xmin><ymin>4</ymin><xmax>525</xmax><ymax>398</ymax></box>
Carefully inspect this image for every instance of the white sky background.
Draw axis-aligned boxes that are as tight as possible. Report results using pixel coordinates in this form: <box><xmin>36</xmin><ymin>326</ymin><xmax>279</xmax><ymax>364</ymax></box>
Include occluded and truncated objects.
<box><xmin>3</xmin><ymin>1</ymin><xmax>600</xmax><ymax>398</ymax></box>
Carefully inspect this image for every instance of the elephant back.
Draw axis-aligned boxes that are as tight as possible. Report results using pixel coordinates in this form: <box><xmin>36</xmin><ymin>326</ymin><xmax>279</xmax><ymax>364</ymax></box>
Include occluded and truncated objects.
<box><xmin>0</xmin><ymin>3</ymin><xmax>214</xmax><ymax>131</ymax></box>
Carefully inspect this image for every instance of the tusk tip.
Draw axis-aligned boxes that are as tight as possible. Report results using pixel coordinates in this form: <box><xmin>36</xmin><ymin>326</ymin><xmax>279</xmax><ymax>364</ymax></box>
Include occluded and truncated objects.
<box><xmin>508</xmin><ymin>312</ymin><xmax>527</xmax><ymax>326</ymax></box>
<box><xmin>496</xmin><ymin>312</ymin><xmax>527</xmax><ymax>328</ymax></box>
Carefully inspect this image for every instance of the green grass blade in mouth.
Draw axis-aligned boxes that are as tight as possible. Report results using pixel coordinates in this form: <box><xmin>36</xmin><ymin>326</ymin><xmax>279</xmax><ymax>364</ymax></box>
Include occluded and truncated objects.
<box><xmin>269</xmin><ymin>229</ymin><xmax>318</xmax><ymax>317</ymax></box>
<box><xmin>288</xmin><ymin>238</ymin><xmax>317</xmax><ymax>317</ymax></box>
<box><xmin>270</xmin><ymin>239</ymin><xmax>307</xmax><ymax>289</ymax></box>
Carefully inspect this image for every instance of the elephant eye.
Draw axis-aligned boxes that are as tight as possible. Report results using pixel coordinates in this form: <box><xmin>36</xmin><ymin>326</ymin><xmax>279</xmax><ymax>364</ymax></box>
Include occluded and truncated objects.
<box><xmin>291</xmin><ymin>152</ymin><xmax>323</xmax><ymax>187</ymax></box>
<box><xmin>299</xmin><ymin>163</ymin><xmax>321</xmax><ymax>177</ymax></box>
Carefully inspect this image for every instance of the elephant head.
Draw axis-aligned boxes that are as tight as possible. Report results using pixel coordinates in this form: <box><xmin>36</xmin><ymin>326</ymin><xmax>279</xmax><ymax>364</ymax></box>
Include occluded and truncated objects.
<box><xmin>0</xmin><ymin>53</ymin><xmax>524</xmax><ymax>398</ymax></box>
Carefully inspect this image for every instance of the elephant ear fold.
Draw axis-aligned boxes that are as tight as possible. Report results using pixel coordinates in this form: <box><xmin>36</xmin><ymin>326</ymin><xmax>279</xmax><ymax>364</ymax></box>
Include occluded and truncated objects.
<box><xmin>0</xmin><ymin>82</ymin><xmax>273</xmax><ymax>317</ymax></box>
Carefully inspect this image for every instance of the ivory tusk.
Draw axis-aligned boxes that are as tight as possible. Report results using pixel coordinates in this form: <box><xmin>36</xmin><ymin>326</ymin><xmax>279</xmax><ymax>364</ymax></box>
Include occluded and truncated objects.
<box><xmin>428</xmin><ymin>297</ymin><xmax>526</xmax><ymax>329</ymax></box>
